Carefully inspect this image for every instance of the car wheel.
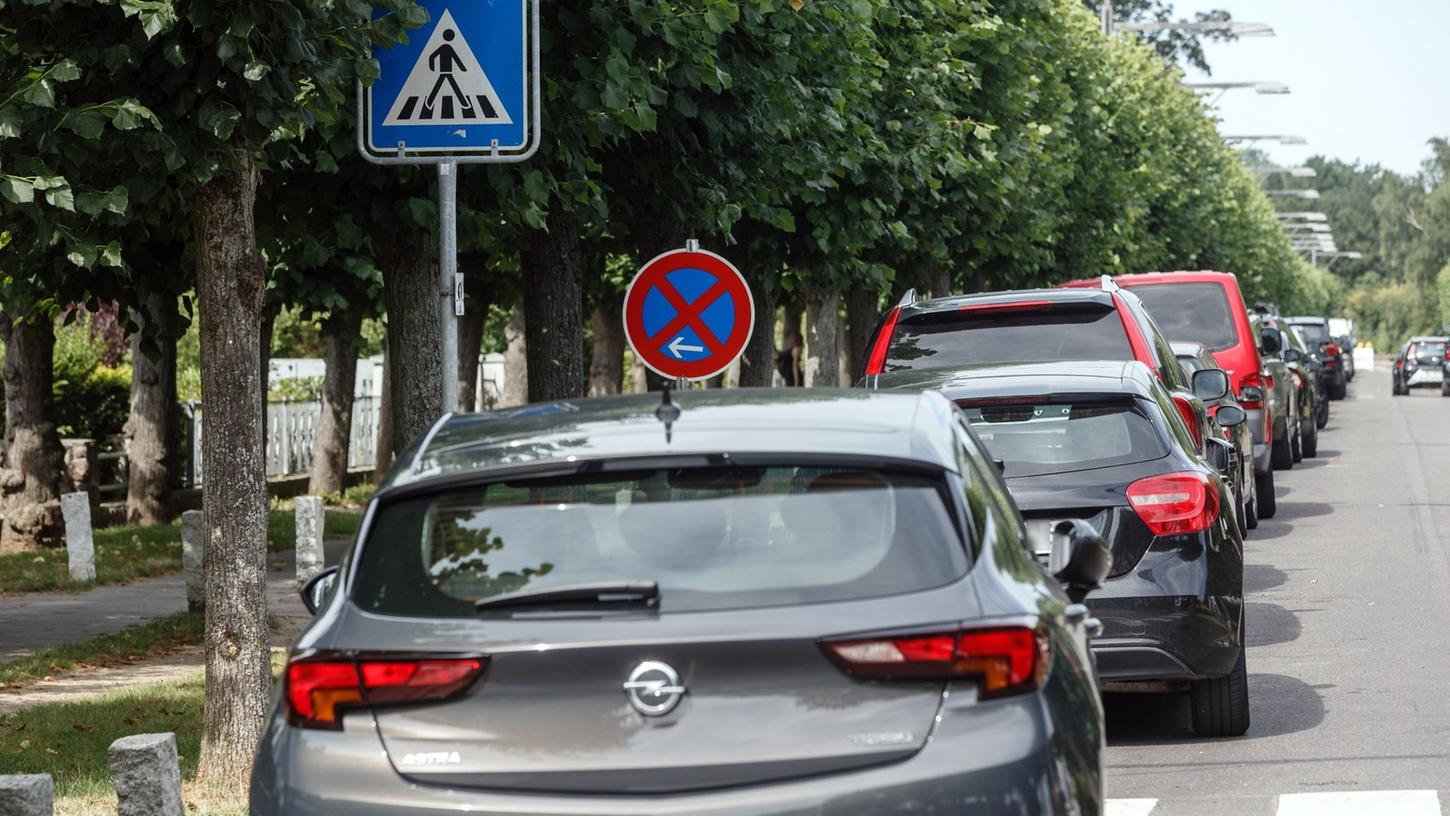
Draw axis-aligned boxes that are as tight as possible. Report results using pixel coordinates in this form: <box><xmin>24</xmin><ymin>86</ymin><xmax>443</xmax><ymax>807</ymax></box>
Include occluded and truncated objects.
<box><xmin>1245</xmin><ymin>487</ymin><xmax>1259</xmax><ymax>529</ymax></box>
<box><xmin>1192</xmin><ymin>644</ymin><xmax>1250</xmax><ymax>738</ymax></box>
<box><xmin>1393</xmin><ymin>377</ymin><xmax>1404</xmax><ymax>396</ymax></box>
<box><xmin>1255</xmin><ymin>468</ymin><xmax>1276</xmax><ymax>518</ymax></box>
<box><xmin>1271</xmin><ymin>428</ymin><xmax>1294</xmax><ymax>470</ymax></box>
<box><xmin>1441</xmin><ymin>381</ymin><xmax>1450</xmax><ymax>398</ymax></box>
<box><xmin>1302</xmin><ymin>423</ymin><xmax>1318</xmax><ymax>458</ymax></box>
<box><xmin>1329</xmin><ymin>381</ymin><xmax>1347</xmax><ymax>400</ymax></box>
<box><xmin>1291</xmin><ymin>425</ymin><xmax>1303</xmax><ymax>463</ymax></box>
<box><xmin>1234</xmin><ymin>486</ymin><xmax>1248</xmax><ymax>539</ymax></box>
<box><xmin>1316</xmin><ymin>398</ymin><xmax>1329</xmax><ymax>430</ymax></box>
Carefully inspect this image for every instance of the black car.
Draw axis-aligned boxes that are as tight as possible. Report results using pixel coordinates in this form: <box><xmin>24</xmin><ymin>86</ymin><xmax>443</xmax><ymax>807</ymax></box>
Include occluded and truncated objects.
<box><xmin>254</xmin><ymin>390</ymin><xmax>1115</xmax><ymax>815</ymax></box>
<box><xmin>1285</xmin><ymin>316</ymin><xmax>1348</xmax><ymax>400</ymax></box>
<box><xmin>1174</xmin><ymin>341</ymin><xmax>1257</xmax><ymax>535</ymax></box>
<box><xmin>1392</xmin><ymin>336</ymin><xmax>1449</xmax><ymax>395</ymax></box>
<box><xmin>872</xmin><ymin>361</ymin><xmax>1249</xmax><ymax>737</ymax></box>
<box><xmin>1258</xmin><ymin>314</ymin><xmax>1321</xmax><ymax>458</ymax></box>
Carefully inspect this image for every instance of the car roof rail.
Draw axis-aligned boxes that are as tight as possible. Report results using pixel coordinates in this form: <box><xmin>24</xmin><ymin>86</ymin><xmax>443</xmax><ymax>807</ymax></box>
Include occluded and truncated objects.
<box><xmin>1098</xmin><ymin>274</ymin><xmax>1120</xmax><ymax>292</ymax></box>
<box><xmin>896</xmin><ymin>288</ymin><xmax>918</xmax><ymax>308</ymax></box>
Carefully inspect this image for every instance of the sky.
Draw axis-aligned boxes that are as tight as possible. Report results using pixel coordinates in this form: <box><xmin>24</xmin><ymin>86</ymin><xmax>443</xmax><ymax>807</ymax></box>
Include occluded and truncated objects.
<box><xmin>1177</xmin><ymin>0</ymin><xmax>1450</xmax><ymax>176</ymax></box>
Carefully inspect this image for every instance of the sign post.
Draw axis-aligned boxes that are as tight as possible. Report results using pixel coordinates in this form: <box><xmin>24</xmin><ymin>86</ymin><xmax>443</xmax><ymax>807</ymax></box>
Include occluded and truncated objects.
<box><xmin>623</xmin><ymin>241</ymin><xmax>755</xmax><ymax>384</ymax></box>
<box><xmin>359</xmin><ymin>0</ymin><xmax>540</xmax><ymax>414</ymax></box>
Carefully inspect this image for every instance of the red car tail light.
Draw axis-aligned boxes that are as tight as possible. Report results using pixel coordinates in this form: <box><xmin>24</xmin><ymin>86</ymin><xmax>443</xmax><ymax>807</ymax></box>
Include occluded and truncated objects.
<box><xmin>286</xmin><ymin>655</ymin><xmax>486</xmax><ymax>729</ymax></box>
<box><xmin>1126</xmin><ymin>471</ymin><xmax>1219</xmax><ymax>536</ymax></box>
<box><xmin>1172</xmin><ymin>395</ymin><xmax>1204</xmax><ymax>448</ymax></box>
<box><xmin>1325</xmin><ymin>342</ymin><xmax>1340</xmax><ymax>357</ymax></box>
<box><xmin>863</xmin><ymin>306</ymin><xmax>901</xmax><ymax>376</ymax></box>
<box><xmin>824</xmin><ymin>626</ymin><xmax>1048</xmax><ymax>699</ymax></box>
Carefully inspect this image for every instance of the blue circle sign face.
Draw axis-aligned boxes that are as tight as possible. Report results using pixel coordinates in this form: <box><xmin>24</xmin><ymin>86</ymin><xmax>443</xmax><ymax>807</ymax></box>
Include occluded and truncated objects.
<box><xmin>623</xmin><ymin>248</ymin><xmax>755</xmax><ymax>381</ymax></box>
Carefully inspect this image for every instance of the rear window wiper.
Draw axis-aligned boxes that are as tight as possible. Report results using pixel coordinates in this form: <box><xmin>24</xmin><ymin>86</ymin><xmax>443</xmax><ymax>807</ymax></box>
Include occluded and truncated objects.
<box><xmin>473</xmin><ymin>581</ymin><xmax>660</xmax><ymax>612</ymax></box>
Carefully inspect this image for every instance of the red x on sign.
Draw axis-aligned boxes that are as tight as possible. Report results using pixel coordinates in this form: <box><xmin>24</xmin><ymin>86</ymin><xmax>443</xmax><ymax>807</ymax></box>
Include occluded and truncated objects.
<box><xmin>623</xmin><ymin>247</ymin><xmax>755</xmax><ymax>382</ymax></box>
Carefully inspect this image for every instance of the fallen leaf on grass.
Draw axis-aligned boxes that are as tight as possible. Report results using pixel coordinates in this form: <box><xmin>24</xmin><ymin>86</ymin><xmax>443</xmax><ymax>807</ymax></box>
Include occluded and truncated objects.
<box><xmin>45</xmin><ymin>747</ymin><xmax>59</xmax><ymax>756</ymax></box>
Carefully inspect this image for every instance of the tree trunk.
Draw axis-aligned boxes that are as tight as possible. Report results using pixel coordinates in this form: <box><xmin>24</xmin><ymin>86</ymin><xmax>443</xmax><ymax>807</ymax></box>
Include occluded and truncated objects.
<box><xmin>308</xmin><ymin>311</ymin><xmax>361</xmax><ymax>496</ymax></box>
<box><xmin>456</xmin><ymin>255</ymin><xmax>490</xmax><ymax>412</ymax></box>
<box><xmin>374</xmin><ymin>338</ymin><xmax>394</xmax><ymax>482</ymax></box>
<box><xmin>193</xmin><ymin>156</ymin><xmax>271</xmax><ymax>785</ymax></box>
<box><xmin>843</xmin><ymin>283</ymin><xmax>879</xmax><ymax>382</ymax></box>
<box><xmin>380</xmin><ymin>236</ymin><xmax>443</xmax><ymax>455</ymax></box>
<box><xmin>782</xmin><ymin>298</ymin><xmax>804</xmax><ymax>348</ymax></box>
<box><xmin>500</xmin><ymin>306</ymin><xmax>528</xmax><ymax>407</ymax></box>
<box><xmin>629</xmin><ymin>353</ymin><xmax>648</xmax><ymax>393</ymax></box>
<box><xmin>588</xmin><ymin>298</ymin><xmax>625</xmax><ymax>397</ymax></box>
<box><xmin>804</xmin><ymin>286</ymin><xmax>841</xmax><ymax>387</ymax></box>
<box><xmin>737</xmin><ymin>275</ymin><xmax>777</xmax><ymax>387</ymax></box>
<box><xmin>124</xmin><ymin>291</ymin><xmax>177</xmax><ymax>525</ymax></box>
<box><xmin>928</xmin><ymin>268</ymin><xmax>952</xmax><ymax>300</ymax></box>
<box><xmin>522</xmin><ymin>210</ymin><xmax>585</xmax><ymax>402</ymax></box>
<box><xmin>0</xmin><ymin>317</ymin><xmax>64</xmax><ymax>552</ymax></box>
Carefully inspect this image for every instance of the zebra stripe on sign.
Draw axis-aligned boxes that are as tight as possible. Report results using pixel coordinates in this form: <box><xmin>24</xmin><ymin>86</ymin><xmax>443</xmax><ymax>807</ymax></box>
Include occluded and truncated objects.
<box><xmin>381</xmin><ymin>8</ymin><xmax>511</xmax><ymax>127</ymax></box>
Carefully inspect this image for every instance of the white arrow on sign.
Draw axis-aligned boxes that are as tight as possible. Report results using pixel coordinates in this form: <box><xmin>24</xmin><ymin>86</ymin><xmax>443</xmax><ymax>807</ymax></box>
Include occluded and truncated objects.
<box><xmin>667</xmin><ymin>336</ymin><xmax>705</xmax><ymax>359</ymax></box>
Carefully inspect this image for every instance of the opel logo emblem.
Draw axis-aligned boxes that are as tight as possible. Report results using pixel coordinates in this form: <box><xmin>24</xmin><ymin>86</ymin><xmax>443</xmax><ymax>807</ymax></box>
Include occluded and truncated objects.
<box><xmin>622</xmin><ymin>660</ymin><xmax>686</xmax><ymax>717</ymax></box>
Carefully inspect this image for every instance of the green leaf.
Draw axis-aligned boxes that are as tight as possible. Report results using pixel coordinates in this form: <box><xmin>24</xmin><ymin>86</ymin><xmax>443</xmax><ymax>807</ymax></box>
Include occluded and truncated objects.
<box><xmin>45</xmin><ymin>183</ymin><xmax>75</xmax><ymax>211</ymax></box>
<box><xmin>103</xmin><ymin>186</ymin><xmax>129</xmax><ymax>215</ymax></box>
<box><xmin>63</xmin><ymin>109</ymin><xmax>107</xmax><ymax>140</ymax></box>
<box><xmin>0</xmin><ymin>178</ymin><xmax>35</xmax><ymax>205</ymax></box>
<box><xmin>0</xmin><ymin>110</ymin><xmax>20</xmax><ymax>139</ymax></box>
<box><xmin>66</xmin><ymin>242</ymin><xmax>98</xmax><ymax>269</ymax></box>
<box><xmin>50</xmin><ymin>59</ymin><xmax>81</xmax><ymax>83</ymax></box>
<box><xmin>100</xmin><ymin>241</ymin><xmax>123</xmax><ymax>268</ymax></box>
<box><xmin>203</xmin><ymin>103</ymin><xmax>242</xmax><ymax>140</ymax></box>
<box><xmin>21</xmin><ymin>78</ymin><xmax>55</xmax><ymax>108</ymax></box>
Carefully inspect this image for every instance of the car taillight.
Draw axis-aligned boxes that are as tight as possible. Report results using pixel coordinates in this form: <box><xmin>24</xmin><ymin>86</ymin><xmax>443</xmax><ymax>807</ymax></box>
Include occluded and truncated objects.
<box><xmin>957</xmin><ymin>299</ymin><xmax>1053</xmax><ymax>314</ymax></box>
<box><xmin>286</xmin><ymin>655</ymin><xmax>486</xmax><ymax>729</ymax></box>
<box><xmin>823</xmin><ymin>626</ymin><xmax>1048</xmax><ymax>699</ymax></box>
<box><xmin>1236</xmin><ymin>372</ymin><xmax>1265</xmax><ymax>409</ymax></box>
<box><xmin>1172</xmin><ymin>395</ymin><xmax>1203</xmax><ymax>447</ymax></box>
<box><xmin>863</xmin><ymin>306</ymin><xmax>901</xmax><ymax>376</ymax></box>
<box><xmin>1324</xmin><ymin>342</ymin><xmax>1339</xmax><ymax>357</ymax></box>
<box><xmin>1126</xmin><ymin>471</ymin><xmax>1219</xmax><ymax>536</ymax></box>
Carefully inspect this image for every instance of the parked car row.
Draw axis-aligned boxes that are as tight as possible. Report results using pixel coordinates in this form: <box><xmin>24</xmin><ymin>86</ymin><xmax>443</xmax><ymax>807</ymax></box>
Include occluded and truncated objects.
<box><xmin>253</xmin><ymin>270</ymin><xmax>1349</xmax><ymax>815</ymax></box>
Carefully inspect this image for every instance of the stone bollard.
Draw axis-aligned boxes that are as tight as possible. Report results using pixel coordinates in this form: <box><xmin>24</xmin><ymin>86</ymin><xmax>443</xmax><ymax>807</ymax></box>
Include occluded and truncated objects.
<box><xmin>108</xmin><ymin>733</ymin><xmax>183</xmax><ymax>816</ymax></box>
<box><xmin>59</xmin><ymin>492</ymin><xmax>95</xmax><ymax>584</ymax></box>
<box><xmin>180</xmin><ymin>510</ymin><xmax>204</xmax><ymax>613</ymax></box>
<box><xmin>295</xmin><ymin>496</ymin><xmax>324</xmax><ymax>588</ymax></box>
<box><xmin>0</xmin><ymin>774</ymin><xmax>53</xmax><ymax>816</ymax></box>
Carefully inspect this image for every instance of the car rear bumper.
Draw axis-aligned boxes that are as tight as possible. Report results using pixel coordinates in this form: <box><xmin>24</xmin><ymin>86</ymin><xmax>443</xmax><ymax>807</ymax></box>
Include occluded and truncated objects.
<box><xmin>1406</xmin><ymin>368</ymin><xmax>1442</xmax><ymax>387</ymax></box>
<box><xmin>250</xmin><ymin>689</ymin><xmax>1097</xmax><ymax>816</ymax></box>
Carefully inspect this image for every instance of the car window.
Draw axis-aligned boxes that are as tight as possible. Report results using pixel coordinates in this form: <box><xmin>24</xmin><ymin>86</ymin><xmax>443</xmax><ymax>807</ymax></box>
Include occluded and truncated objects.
<box><xmin>1128</xmin><ymin>282</ymin><xmax>1238</xmax><ymax>351</ymax></box>
<box><xmin>1291</xmin><ymin>322</ymin><xmax>1330</xmax><ymax>344</ymax></box>
<box><xmin>352</xmin><ymin>465</ymin><xmax>970</xmax><ymax>617</ymax></box>
<box><xmin>1178</xmin><ymin>354</ymin><xmax>1203</xmax><ymax>373</ymax></box>
<box><xmin>884</xmin><ymin>306</ymin><xmax>1132</xmax><ymax>372</ymax></box>
<box><xmin>960</xmin><ymin>399</ymin><xmax>1168</xmax><ymax>478</ymax></box>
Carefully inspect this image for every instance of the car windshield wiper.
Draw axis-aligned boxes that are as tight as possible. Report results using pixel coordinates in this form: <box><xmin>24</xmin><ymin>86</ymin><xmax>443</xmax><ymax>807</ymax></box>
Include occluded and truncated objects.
<box><xmin>473</xmin><ymin>581</ymin><xmax>660</xmax><ymax>612</ymax></box>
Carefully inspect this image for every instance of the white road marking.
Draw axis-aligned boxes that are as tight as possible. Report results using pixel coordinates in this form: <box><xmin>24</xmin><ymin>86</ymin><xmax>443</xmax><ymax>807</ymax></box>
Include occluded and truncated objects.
<box><xmin>1276</xmin><ymin>790</ymin><xmax>1441</xmax><ymax>816</ymax></box>
<box><xmin>1106</xmin><ymin>799</ymin><xmax>1158</xmax><ymax>816</ymax></box>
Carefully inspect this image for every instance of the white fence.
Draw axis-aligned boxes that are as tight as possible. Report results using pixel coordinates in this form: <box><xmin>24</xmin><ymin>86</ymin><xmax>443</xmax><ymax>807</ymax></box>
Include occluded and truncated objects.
<box><xmin>183</xmin><ymin>396</ymin><xmax>381</xmax><ymax>488</ymax></box>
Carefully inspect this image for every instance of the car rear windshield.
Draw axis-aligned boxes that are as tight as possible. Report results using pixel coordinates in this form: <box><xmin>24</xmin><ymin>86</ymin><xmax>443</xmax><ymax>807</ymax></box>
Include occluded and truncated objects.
<box><xmin>351</xmin><ymin>465</ymin><xmax>968</xmax><ymax>617</ymax></box>
<box><xmin>959</xmin><ymin>399</ymin><xmax>1167</xmax><ymax>478</ymax></box>
<box><xmin>1126</xmin><ymin>283</ymin><xmax>1238</xmax><ymax>351</ymax></box>
<box><xmin>885</xmin><ymin>305</ymin><xmax>1131</xmax><ymax>372</ymax></box>
<box><xmin>1290</xmin><ymin>322</ymin><xmax>1330</xmax><ymax>344</ymax></box>
<box><xmin>1411</xmin><ymin>341</ymin><xmax>1446</xmax><ymax>362</ymax></box>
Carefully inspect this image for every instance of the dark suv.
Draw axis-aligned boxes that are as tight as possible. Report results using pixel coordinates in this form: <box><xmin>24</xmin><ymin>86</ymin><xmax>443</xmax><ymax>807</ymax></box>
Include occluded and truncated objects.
<box><xmin>860</xmin><ymin>280</ymin><xmax>1213</xmax><ymax>452</ymax></box>
<box><xmin>1285</xmin><ymin>316</ymin><xmax>1348</xmax><ymax>400</ymax></box>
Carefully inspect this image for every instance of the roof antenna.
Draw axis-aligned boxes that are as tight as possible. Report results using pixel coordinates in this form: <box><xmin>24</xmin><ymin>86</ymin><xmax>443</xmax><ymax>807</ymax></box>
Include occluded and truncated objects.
<box><xmin>656</xmin><ymin>381</ymin><xmax>682</xmax><ymax>443</ymax></box>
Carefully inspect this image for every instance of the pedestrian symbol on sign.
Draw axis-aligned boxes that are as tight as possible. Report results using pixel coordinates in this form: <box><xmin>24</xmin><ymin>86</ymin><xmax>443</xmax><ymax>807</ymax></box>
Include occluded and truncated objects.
<box><xmin>383</xmin><ymin>9</ymin><xmax>512</xmax><ymax>126</ymax></box>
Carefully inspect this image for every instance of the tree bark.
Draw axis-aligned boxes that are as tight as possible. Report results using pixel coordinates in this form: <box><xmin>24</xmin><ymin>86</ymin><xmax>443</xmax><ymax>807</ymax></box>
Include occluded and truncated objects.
<box><xmin>629</xmin><ymin>353</ymin><xmax>648</xmax><ymax>393</ymax></box>
<box><xmin>737</xmin><ymin>274</ymin><xmax>777</xmax><ymax>388</ymax></box>
<box><xmin>456</xmin><ymin>254</ymin><xmax>490</xmax><ymax>412</ymax></box>
<box><xmin>843</xmin><ymin>283</ymin><xmax>880</xmax><ymax>382</ymax></box>
<box><xmin>782</xmin><ymin>298</ymin><xmax>804</xmax><ymax>348</ymax></box>
<box><xmin>374</xmin><ymin>337</ymin><xmax>394</xmax><ymax>482</ymax></box>
<box><xmin>193</xmin><ymin>155</ymin><xmax>271</xmax><ymax>785</ymax></box>
<box><xmin>804</xmin><ymin>286</ymin><xmax>841</xmax><ymax>387</ymax></box>
<box><xmin>380</xmin><ymin>235</ymin><xmax>443</xmax><ymax>455</ymax></box>
<box><xmin>522</xmin><ymin>210</ymin><xmax>585</xmax><ymax>402</ymax></box>
<box><xmin>0</xmin><ymin>317</ymin><xmax>64</xmax><ymax>552</ymax></box>
<box><xmin>500</xmin><ymin>306</ymin><xmax>528</xmax><ymax>407</ymax></box>
<box><xmin>308</xmin><ymin>310</ymin><xmax>361</xmax><ymax>496</ymax></box>
<box><xmin>588</xmin><ymin>298</ymin><xmax>625</xmax><ymax>397</ymax></box>
<box><xmin>124</xmin><ymin>291</ymin><xmax>177</xmax><ymax>525</ymax></box>
<box><xmin>928</xmin><ymin>268</ymin><xmax>953</xmax><ymax>300</ymax></box>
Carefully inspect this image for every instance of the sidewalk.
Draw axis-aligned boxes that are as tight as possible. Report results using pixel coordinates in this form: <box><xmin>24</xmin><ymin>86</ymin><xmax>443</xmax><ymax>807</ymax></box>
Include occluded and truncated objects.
<box><xmin>0</xmin><ymin>538</ymin><xmax>353</xmax><ymax>664</ymax></box>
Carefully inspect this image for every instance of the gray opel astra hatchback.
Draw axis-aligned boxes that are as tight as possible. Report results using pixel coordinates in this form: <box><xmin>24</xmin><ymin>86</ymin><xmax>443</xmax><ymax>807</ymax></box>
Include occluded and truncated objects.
<box><xmin>250</xmin><ymin>389</ymin><xmax>1111</xmax><ymax>815</ymax></box>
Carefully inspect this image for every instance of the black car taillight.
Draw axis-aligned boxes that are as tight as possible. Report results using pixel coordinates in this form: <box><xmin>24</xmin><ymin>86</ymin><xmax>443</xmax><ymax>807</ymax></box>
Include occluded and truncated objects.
<box><xmin>823</xmin><ymin>626</ymin><xmax>1048</xmax><ymax>699</ymax></box>
<box><xmin>285</xmin><ymin>653</ymin><xmax>486</xmax><ymax>729</ymax></box>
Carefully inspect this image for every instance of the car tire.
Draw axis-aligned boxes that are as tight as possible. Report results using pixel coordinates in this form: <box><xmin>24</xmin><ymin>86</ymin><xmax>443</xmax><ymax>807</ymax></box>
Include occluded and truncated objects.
<box><xmin>1291</xmin><ymin>425</ymin><xmax>1303</xmax><ymax>463</ymax></box>
<box><xmin>1441</xmin><ymin>381</ymin><xmax>1450</xmax><ymax>398</ymax></box>
<box><xmin>1255</xmin><ymin>468</ymin><xmax>1276</xmax><ymax>519</ymax></box>
<box><xmin>1271</xmin><ymin>429</ymin><xmax>1294</xmax><ymax>470</ymax></box>
<box><xmin>1393</xmin><ymin>377</ymin><xmax>1403</xmax><ymax>396</ymax></box>
<box><xmin>1302</xmin><ymin>423</ymin><xmax>1317</xmax><ymax>458</ymax></box>
<box><xmin>1329</xmin><ymin>381</ymin><xmax>1347</xmax><ymax>400</ymax></box>
<box><xmin>1246</xmin><ymin>488</ymin><xmax>1259</xmax><ymax>529</ymax></box>
<box><xmin>1316</xmin><ymin>399</ymin><xmax>1329</xmax><ymax>430</ymax></box>
<box><xmin>1192</xmin><ymin>644</ymin><xmax>1250</xmax><ymax>738</ymax></box>
<box><xmin>1234</xmin><ymin>486</ymin><xmax>1248</xmax><ymax>539</ymax></box>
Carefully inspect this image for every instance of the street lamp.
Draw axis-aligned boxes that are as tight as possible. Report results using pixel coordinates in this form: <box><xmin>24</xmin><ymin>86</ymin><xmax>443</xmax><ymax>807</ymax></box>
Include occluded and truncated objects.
<box><xmin>1251</xmin><ymin>165</ymin><xmax>1317</xmax><ymax>178</ymax></box>
<box><xmin>1225</xmin><ymin>134</ymin><xmax>1308</xmax><ymax>145</ymax></box>
<box><xmin>1266</xmin><ymin>189</ymin><xmax>1321</xmax><ymax>199</ymax></box>
<box><xmin>1185</xmin><ymin>81</ymin><xmax>1290</xmax><ymax>95</ymax></box>
<box><xmin>1276</xmin><ymin>212</ymin><xmax>1328</xmax><ymax>222</ymax></box>
<box><xmin>1099</xmin><ymin>2</ymin><xmax>1274</xmax><ymax>38</ymax></box>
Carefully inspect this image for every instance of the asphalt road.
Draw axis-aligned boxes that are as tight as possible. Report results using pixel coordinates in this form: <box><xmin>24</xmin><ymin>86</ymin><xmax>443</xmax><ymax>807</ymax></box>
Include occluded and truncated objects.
<box><xmin>1103</xmin><ymin>364</ymin><xmax>1450</xmax><ymax>815</ymax></box>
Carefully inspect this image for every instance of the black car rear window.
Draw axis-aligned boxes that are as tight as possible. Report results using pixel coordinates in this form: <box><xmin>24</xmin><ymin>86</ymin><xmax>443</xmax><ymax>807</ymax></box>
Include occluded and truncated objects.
<box><xmin>1411</xmin><ymin>341</ymin><xmax>1446</xmax><ymax>362</ymax></box>
<box><xmin>1126</xmin><ymin>283</ymin><xmax>1238</xmax><ymax>351</ymax></box>
<box><xmin>885</xmin><ymin>306</ymin><xmax>1131</xmax><ymax>372</ymax></box>
<box><xmin>1291</xmin><ymin>322</ymin><xmax>1330</xmax><ymax>344</ymax></box>
<box><xmin>352</xmin><ymin>465</ymin><xmax>968</xmax><ymax>617</ymax></box>
<box><xmin>959</xmin><ymin>399</ymin><xmax>1167</xmax><ymax>478</ymax></box>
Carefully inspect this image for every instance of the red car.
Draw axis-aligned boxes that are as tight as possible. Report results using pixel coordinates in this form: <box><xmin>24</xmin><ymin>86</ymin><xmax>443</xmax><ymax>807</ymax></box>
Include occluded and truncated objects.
<box><xmin>1071</xmin><ymin>272</ymin><xmax>1278</xmax><ymax>521</ymax></box>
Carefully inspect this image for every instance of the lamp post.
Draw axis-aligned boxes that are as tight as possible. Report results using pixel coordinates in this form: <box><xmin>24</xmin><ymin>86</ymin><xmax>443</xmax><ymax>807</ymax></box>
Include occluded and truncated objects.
<box><xmin>1102</xmin><ymin>2</ymin><xmax>1273</xmax><ymax>38</ymax></box>
<box><xmin>1266</xmin><ymin>189</ymin><xmax>1321</xmax><ymax>199</ymax></box>
<box><xmin>1226</xmin><ymin>134</ymin><xmax>1308</xmax><ymax>145</ymax></box>
<box><xmin>1252</xmin><ymin>165</ymin><xmax>1318</xmax><ymax>178</ymax></box>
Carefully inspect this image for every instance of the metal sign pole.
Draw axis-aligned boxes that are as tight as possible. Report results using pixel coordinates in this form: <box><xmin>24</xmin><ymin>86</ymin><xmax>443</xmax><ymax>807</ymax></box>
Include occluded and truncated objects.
<box><xmin>439</xmin><ymin>160</ymin><xmax>459</xmax><ymax>414</ymax></box>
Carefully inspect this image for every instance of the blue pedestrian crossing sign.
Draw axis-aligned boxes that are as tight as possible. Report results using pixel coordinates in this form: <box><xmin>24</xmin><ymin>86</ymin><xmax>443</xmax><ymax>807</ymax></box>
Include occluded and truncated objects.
<box><xmin>361</xmin><ymin>0</ymin><xmax>538</xmax><ymax>163</ymax></box>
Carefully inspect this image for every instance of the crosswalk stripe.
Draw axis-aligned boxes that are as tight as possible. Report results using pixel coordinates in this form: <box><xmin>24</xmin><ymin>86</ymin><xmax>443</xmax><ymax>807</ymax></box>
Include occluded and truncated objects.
<box><xmin>1106</xmin><ymin>798</ymin><xmax>1159</xmax><ymax>816</ymax></box>
<box><xmin>1276</xmin><ymin>790</ymin><xmax>1441</xmax><ymax>816</ymax></box>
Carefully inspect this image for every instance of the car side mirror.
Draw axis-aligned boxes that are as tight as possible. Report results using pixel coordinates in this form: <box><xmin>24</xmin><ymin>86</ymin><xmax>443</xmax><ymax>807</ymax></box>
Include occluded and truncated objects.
<box><xmin>1050</xmin><ymin>519</ymin><xmax>1111</xmax><ymax>605</ymax></box>
<box><xmin>1260</xmin><ymin>328</ymin><xmax>1283</xmax><ymax>354</ymax></box>
<box><xmin>1191</xmin><ymin>369</ymin><xmax>1229</xmax><ymax>401</ymax></box>
<box><xmin>1215</xmin><ymin>404</ymin><xmax>1247</xmax><ymax>428</ymax></box>
<box><xmin>1204</xmin><ymin>437</ymin><xmax>1236</xmax><ymax>476</ymax></box>
<box><xmin>300</xmin><ymin>566</ymin><xmax>339</xmax><ymax>615</ymax></box>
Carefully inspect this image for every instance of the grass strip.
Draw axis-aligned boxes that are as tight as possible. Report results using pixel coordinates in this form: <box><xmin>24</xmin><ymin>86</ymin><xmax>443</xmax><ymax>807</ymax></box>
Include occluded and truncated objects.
<box><xmin>0</xmin><ymin>612</ymin><xmax>205</xmax><ymax>687</ymax></box>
